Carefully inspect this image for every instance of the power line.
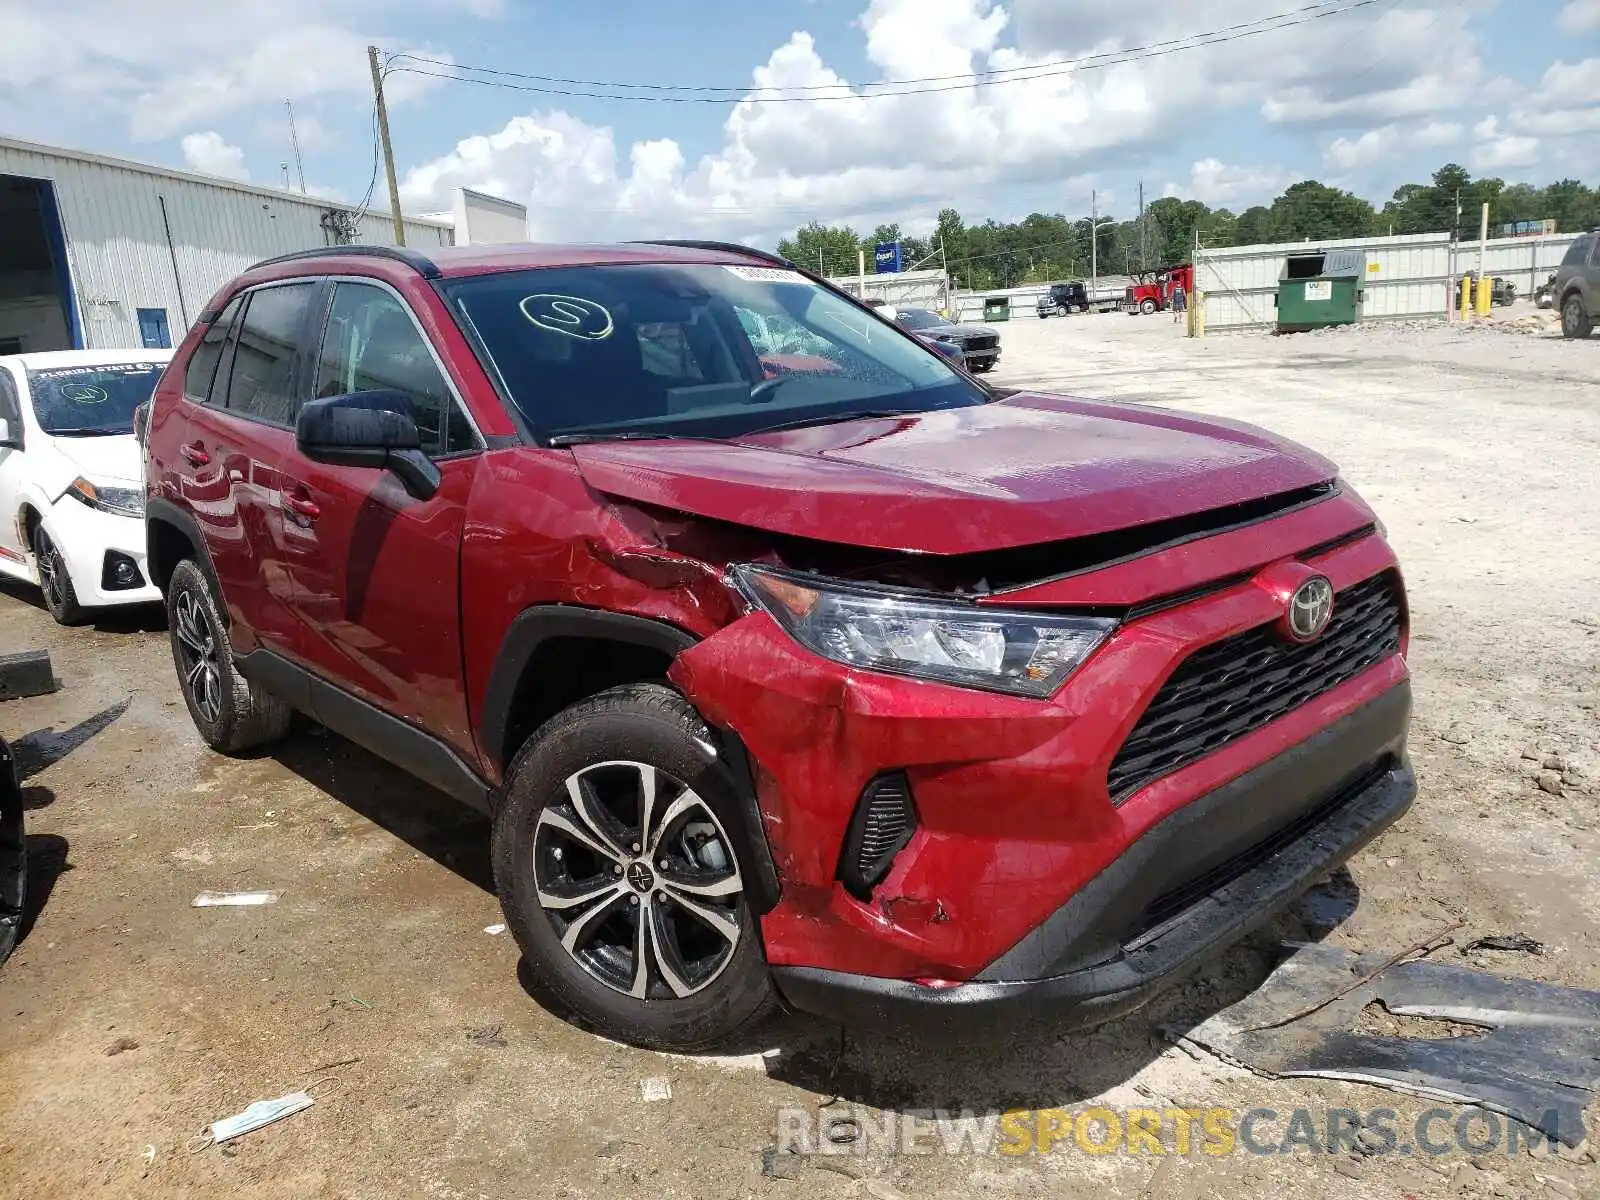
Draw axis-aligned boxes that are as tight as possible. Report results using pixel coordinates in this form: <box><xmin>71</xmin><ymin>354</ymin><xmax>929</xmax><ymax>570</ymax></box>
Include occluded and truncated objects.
<box><xmin>385</xmin><ymin>2</ymin><xmax>1375</xmax><ymax>97</ymax></box>
<box><xmin>385</xmin><ymin>0</ymin><xmax>1393</xmax><ymax>106</ymax></box>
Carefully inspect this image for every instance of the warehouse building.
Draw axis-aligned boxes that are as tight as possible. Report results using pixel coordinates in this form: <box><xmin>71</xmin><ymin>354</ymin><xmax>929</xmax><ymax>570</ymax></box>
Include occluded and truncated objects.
<box><xmin>0</xmin><ymin>136</ymin><xmax>454</xmax><ymax>354</ymax></box>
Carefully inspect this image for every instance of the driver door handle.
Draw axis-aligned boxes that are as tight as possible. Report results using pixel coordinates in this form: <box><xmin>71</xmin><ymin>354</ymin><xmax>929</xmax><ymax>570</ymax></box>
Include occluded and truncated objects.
<box><xmin>284</xmin><ymin>493</ymin><xmax>320</xmax><ymax>521</ymax></box>
<box><xmin>180</xmin><ymin>441</ymin><xmax>209</xmax><ymax>467</ymax></box>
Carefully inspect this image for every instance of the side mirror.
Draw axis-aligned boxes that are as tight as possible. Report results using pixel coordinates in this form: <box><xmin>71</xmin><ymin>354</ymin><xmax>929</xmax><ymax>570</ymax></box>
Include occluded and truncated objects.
<box><xmin>132</xmin><ymin>402</ymin><xmax>149</xmax><ymax>448</ymax></box>
<box><xmin>296</xmin><ymin>390</ymin><xmax>440</xmax><ymax>501</ymax></box>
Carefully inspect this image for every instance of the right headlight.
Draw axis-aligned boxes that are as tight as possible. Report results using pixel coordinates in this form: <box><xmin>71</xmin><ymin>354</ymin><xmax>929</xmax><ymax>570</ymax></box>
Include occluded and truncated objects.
<box><xmin>731</xmin><ymin>565</ymin><xmax>1117</xmax><ymax>698</ymax></box>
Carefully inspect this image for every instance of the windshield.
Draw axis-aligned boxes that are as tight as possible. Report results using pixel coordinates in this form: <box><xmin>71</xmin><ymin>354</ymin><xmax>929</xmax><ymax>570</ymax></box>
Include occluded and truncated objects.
<box><xmin>444</xmin><ymin>264</ymin><xmax>985</xmax><ymax>441</ymax></box>
<box><xmin>893</xmin><ymin>308</ymin><xmax>948</xmax><ymax>331</ymax></box>
<box><xmin>26</xmin><ymin>363</ymin><xmax>165</xmax><ymax>436</ymax></box>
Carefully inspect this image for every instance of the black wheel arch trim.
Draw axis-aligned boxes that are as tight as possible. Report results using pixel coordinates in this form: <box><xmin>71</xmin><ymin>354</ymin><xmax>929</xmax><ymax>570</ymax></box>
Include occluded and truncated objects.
<box><xmin>145</xmin><ymin>498</ymin><xmax>229</xmax><ymax>615</ymax></box>
<box><xmin>481</xmin><ymin>604</ymin><xmax>780</xmax><ymax>912</ymax></box>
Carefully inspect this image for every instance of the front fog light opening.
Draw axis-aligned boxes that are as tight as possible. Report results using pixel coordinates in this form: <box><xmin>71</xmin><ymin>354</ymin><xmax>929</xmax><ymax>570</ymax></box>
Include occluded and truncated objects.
<box><xmin>101</xmin><ymin>551</ymin><xmax>145</xmax><ymax>592</ymax></box>
<box><xmin>838</xmin><ymin>772</ymin><xmax>917</xmax><ymax>901</ymax></box>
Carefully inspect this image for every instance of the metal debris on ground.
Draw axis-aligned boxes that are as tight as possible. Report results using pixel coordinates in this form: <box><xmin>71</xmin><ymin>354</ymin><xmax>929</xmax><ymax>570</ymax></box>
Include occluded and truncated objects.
<box><xmin>1170</xmin><ymin>942</ymin><xmax>1600</xmax><ymax>1146</ymax></box>
<box><xmin>1463</xmin><ymin>933</ymin><xmax>1545</xmax><ymax>955</ymax></box>
<box><xmin>191</xmin><ymin>890</ymin><xmax>281</xmax><ymax>907</ymax></box>
<box><xmin>638</xmin><ymin>1076</ymin><xmax>672</xmax><ymax>1102</ymax></box>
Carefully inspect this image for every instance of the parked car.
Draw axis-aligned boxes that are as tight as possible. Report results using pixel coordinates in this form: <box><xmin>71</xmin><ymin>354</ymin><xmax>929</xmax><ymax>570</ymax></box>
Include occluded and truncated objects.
<box><xmin>0</xmin><ymin>350</ymin><xmax>172</xmax><ymax>623</ymax></box>
<box><xmin>146</xmin><ymin>241</ymin><xmax>1413</xmax><ymax>1050</ymax></box>
<box><xmin>1554</xmin><ymin>231</ymin><xmax>1597</xmax><ymax>339</ymax></box>
<box><xmin>882</xmin><ymin>306</ymin><xmax>1001</xmax><ymax>372</ymax></box>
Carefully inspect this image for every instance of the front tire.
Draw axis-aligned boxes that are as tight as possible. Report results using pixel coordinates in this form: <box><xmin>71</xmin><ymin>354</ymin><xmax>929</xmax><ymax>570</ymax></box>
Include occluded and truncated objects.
<box><xmin>492</xmin><ymin>683</ymin><xmax>775</xmax><ymax>1051</ymax></box>
<box><xmin>33</xmin><ymin>526</ymin><xmax>83</xmax><ymax>626</ymax></box>
<box><xmin>166</xmin><ymin>559</ymin><xmax>292</xmax><ymax>754</ymax></box>
<box><xmin>1140</xmin><ymin>299</ymin><xmax>1158</xmax><ymax>315</ymax></box>
<box><xmin>1562</xmin><ymin>294</ymin><xmax>1593</xmax><ymax>339</ymax></box>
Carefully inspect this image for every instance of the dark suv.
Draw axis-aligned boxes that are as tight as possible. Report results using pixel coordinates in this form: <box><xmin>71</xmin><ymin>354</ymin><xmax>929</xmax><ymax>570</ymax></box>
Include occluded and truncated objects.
<box><xmin>144</xmin><ymin>241</ymin><xmax>1414</xmax><ymax>1050</ymax></box>
<box><xmin>1555</xmin><ymin>231</ymin><xmax>1597</xmax><ymax>339</ymax></box>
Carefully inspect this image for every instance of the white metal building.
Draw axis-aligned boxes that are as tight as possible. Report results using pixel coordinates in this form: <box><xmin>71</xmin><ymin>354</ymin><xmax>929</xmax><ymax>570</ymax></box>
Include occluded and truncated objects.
<box><xmin>0</xmin><ymin>136</ymin><xmax>453</xmax><ymax>354</ymax></box>
<box><xmin>1194</xmin><ymin>229</ymin><xmax>1581</xmax><ymax>330</ymax></box>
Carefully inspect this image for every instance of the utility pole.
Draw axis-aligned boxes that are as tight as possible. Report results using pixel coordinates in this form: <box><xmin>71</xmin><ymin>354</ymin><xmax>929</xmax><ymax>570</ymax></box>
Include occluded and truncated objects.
<box><xmin>368</xmin><ymin>45</ymin><xmax>406</xmax><ymax>247</ymax></box>
<box><xmin>1091</xmin><ymin>189</ymin><xmax>1098</xmax><ymax>292</ymax></box>
<box><xmin>1138</xmin><ymin>181</ymin><xmax>1146</xmax><ymax>273</ymax></box>
<box><xmin>285</xmin><ymin>99</ymin><xmax>307</xmax><ymax>194</ymax></box>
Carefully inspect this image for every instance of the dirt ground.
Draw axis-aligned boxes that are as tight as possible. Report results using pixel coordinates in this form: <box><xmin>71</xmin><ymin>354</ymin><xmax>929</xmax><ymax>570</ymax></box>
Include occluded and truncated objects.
<box><xmin>2</xmin><ymin>307</ymin><xmax>1598</xmax><ymax>1200</ymax></box>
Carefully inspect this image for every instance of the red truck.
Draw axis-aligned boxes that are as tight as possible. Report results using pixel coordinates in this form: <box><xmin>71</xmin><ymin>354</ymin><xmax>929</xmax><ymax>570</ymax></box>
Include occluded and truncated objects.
<box><xmin>1124</xmin><ymin>265</ymin><xmax>1195</xmax><ymax>315</ymax></box>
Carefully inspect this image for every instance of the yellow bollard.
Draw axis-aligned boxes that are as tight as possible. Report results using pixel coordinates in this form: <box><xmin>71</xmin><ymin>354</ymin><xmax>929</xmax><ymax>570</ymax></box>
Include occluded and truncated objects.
<box><xmin>1476</xmin><ymin>274</ymin><xmax>1492</xmax><ymax>318</ymax></box>
<box><xmin>1459</xmin><ymin>276</ymin><xmax>1472</xmax><ymax>320</ymax></box>
<box><xmin>1187</xmin><ymin>290</ymin><xmax>1205</xmax><ymax>338</ymax></box>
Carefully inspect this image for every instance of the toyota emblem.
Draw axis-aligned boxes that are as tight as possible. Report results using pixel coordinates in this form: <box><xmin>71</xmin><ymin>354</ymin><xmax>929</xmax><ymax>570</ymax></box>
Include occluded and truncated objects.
<box><xmin>1286</xmin><ymin>575</ymin><xmax>1335</xmax><ymax>642</ymax></box>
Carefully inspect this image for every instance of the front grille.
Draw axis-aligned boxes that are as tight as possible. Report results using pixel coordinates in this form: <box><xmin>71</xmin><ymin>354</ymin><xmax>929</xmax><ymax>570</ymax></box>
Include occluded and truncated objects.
<box><xmin>1106</xmin><ymin>571</ymin><xmax>1404</xmax><ymax>804</ymax></box>
<box><xmin>963</xmin><ymin>335</ymin><xmax>999</xmax><ymax>352</ymax></box>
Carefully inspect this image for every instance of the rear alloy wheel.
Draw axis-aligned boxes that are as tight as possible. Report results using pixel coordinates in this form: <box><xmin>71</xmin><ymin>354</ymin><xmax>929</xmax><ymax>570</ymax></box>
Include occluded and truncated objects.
<box><xmin>165</xmin><ymin>559</ymin><xmax>292</xmax><ymax>754</ymax></box>
<box><xmin>493</xmin><ymin>683</ymin><xmax>774</xmax><ymax>1050</ymax></box>
<box><xmin>33</xmin><ymin>527</ymin><xmax>82</xmax><ymax>626</ymax></box>
<box><xmin>1562</xmin><ymin>294</ymin><xmax>1593</xmax><ymax>339</ymax></box>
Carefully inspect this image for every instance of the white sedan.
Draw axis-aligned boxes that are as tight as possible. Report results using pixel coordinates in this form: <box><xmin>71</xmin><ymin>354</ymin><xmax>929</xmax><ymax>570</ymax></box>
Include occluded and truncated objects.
<box><xmin>0</xmin><ymin>350</ymin><xmax>172</xmax><ymax>623</ymax></box>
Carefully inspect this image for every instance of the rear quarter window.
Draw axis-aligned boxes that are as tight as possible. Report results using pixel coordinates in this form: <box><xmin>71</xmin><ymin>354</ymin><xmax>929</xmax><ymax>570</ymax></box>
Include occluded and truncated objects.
<box><xmin>1562</xmin><ymin>235</ymin><xmax>1595</xmax><ymax>268</ymax></box>
<box><xmin>184</xmin><ymin>296</ymin><xmax>243</xmax><ymax>401</ymax></box>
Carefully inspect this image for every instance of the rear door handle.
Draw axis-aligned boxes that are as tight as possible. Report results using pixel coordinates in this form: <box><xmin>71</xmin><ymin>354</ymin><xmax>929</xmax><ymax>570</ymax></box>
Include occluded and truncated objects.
<box><xmin>180</xmin><ymin>441</ymin><xmax>209</xmax><ymax>467</ymax></box>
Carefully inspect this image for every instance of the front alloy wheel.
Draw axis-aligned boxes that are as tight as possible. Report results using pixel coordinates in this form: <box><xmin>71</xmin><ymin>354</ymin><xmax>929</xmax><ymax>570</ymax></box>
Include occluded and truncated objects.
<box><xmin>33</xmin><ymin>527</ymin><xmax>82</xmax><ymax>625</ymax></box>
<box><xmin>534</xmin><ymin>760</ymin><xmax>743</xmax><ymax>1000</ymax></box>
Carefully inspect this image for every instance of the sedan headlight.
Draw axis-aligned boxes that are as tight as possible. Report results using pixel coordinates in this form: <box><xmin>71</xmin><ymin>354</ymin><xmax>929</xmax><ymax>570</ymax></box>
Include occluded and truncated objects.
<box><xmin>67</xmin><ymin>477</ymin><xmax>144</xmax><ymax>518</ymax></box>
<box><xmin>732</xmin><ymin>565</ymin><xmax>1116</xmax><ymax>698</ymax></box>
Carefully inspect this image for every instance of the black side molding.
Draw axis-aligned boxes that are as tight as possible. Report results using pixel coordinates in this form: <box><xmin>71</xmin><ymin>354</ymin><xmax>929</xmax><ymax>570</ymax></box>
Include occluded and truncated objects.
<box><xmin>236</xmin><ymin>649</ymin><xmax>493</xmax><ymax>815</ymax></box>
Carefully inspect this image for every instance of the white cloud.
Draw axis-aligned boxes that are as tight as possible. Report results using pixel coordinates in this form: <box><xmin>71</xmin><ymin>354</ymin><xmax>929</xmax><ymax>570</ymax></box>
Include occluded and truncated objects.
<box><xmin>1166</xmin><ymin>159</ymin><xmax>1290</xmax><ymax>208</ymax></box>
<box><xmin>1324</xmin><ymin>126</ymin><xmax>1402</xmax><ymax>172</ymax></box>
<box><xmin>1415</xmin><ymin>121</ymin><xmax>1464</xmax><ymax>147</ymax></box>
<box><xmin>0</xmin><ymin>0</ymin><xmax>462</xmax><ymax>140</ymax></box>
<box><xmin>1484</xmin><ymin>59</ymin><xmax>1600</xmax><ymax>148</ymax></box>
<box><xmin>180</xmin><ymin>131</ymin><xmax>249</xmax><ymax>181</ymax></box>
<box><xmin>1558</xmin><ymin>0</ymin><xmax>1600</xmax><ymax>32</ymax></box>
<box><xmin>1468</xmin><ymin>117</ymin><xmax>1542</xmax><ymax>172</ymax></box>
<box><xmin>399</xmin><ymin>0</ymin><xmax>1498</xmax><ymax>242</ymax></box>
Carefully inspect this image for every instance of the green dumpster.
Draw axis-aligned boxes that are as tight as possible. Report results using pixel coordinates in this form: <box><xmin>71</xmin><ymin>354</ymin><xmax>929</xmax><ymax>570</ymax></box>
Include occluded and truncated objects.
<box><xmin>982</xmin><ymin>296</ymin><xmax>1011</xmax><ymax>322</ymax></box>
<box><xmin>1274</xmin><ymin>249</ymin><xmax>1365</xmax><ymax>332</ymax></box>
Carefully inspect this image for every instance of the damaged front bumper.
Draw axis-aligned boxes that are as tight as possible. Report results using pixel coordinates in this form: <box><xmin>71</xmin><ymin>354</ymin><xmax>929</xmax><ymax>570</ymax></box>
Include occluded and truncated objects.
<box><xmin>771</xmin><ymin>685</ymin><xmax>1415</xmax><ymax>1035</ymax></box>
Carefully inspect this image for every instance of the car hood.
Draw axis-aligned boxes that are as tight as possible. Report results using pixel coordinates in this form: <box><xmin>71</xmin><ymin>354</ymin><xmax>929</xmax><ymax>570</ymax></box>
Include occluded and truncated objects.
<box><xmin>570</xmin><ymin>393</ymin><xmax>1338</xmax><ymax>555</ymax></box>
<box><xmin>922</xmin><ymin>323</ymin><xmax>995</xmax><ymax>339</ymax></box>
<box><xmin>45</xmin><ymin>433</ymin><xmax>142</xmax><ymax>485</ymax></box>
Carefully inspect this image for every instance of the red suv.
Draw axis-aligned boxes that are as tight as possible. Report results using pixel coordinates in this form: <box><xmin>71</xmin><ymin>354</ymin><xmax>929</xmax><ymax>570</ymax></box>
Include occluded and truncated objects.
<box><xmin>143</xmin><ymin>241</ymin><xmax>1413</xmax><ymax>1049</ymax></box>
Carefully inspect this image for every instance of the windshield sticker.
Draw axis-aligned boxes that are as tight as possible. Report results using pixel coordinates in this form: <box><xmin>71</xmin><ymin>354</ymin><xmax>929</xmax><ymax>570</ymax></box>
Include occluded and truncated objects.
<box><xmin>519</xmin><ymin>294</ymin><xmax>615</xmax><ymax>341</ymax></box>
<box><xmin>60</xmin><ymin>382</ymin><xmax>111</xmax><ymax>405</ymax></box>
<box><xmin>723</xmin><ymin>265</ymin><xmax>806</xmax><ymax>285</ymax></box>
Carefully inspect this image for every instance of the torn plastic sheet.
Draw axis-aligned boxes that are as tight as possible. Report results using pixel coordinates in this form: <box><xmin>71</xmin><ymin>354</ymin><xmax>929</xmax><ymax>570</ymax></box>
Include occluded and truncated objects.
<box><xmin>1169</xmin><ymin>942</ymin><xmax>1600</xmax><ymax>1146</ymax></box>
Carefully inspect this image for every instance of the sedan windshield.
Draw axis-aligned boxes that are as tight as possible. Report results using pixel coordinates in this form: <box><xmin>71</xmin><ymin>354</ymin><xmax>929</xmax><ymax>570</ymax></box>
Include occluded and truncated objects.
<box><xmin>27</xmin><ymin>363</ymin><xmax>165</xmax><ymax>436</ymax></box>
<box><xmin>444</xmin><ymin>264</ymin><xmax>985</xmax><ymax>441</ymax></box>
<box><xmin>893</xmin><ymin>308</ymin><xmax>949</xmax><ymax>331</ymax></box>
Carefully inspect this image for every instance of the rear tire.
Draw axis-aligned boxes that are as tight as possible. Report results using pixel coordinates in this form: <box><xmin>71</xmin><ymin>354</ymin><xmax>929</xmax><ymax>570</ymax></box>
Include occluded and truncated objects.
<box><xmin>33</xmin><ymin>527</ymin><xmax>83</xmax><ymax>626</ymax></box>
<box><xmin>1562</xmin><ymin>294</ymin><xmax>1593</xmax><ymax>339</ymax></box>
<box><xmin>492</xmin><ymin>683</ymin><xmax>775</xmax><ymax>1051</ymax></box>
<box><xmin>166</xmin><ymin>559</ymin><xmax>292</xmax><ymax>754</ymax></box>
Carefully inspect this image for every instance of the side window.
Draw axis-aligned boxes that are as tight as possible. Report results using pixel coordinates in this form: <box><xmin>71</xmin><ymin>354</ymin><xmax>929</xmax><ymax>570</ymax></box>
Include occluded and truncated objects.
<box><xmin>1562</xmin><ymin>236</ymin><xmax>1594</xmax><ymax>268</ymax></box>
<box><xmin>184</xmin><ymin>295</ymin><xmax>243</xmax><ymax>402</ymax></box>
<box><xmin>0</xmin><ymin>369</ymin><xmax>22</xmax><ymax>449</ymax></box>
<box><xmin>314</xmin><ymin>282</ymin><xmax>474</xmax><ymax>456</ymax></box>
<box><xmin>223</xmin><ymin>282</ymin><xmax>317</xmax><ymax>425</ymax></box>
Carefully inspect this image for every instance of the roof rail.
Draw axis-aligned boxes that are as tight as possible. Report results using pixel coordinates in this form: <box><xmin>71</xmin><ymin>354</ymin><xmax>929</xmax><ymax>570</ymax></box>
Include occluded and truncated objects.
<box><xmin>247</xmin><ymin>244</ymin><xmax>442</xmax><ymax>279</ymax></box>
<box><xmin>631</xmin><ymin>240</ymin><xmax>794</xmax><ymax>268</ymax></box>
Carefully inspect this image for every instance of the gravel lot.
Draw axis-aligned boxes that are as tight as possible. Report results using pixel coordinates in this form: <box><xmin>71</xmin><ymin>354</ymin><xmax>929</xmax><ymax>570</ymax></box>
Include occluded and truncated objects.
<box><xmin>2</xmin><ymin>308</ymin><xmax>1597</xmax><ymax>1199</ymax></box>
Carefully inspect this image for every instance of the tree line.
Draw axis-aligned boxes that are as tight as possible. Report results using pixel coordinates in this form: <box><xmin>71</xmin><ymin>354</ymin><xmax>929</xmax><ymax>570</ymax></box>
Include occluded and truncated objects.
<box><xmin>776</xmin><ymin>165</ymin><xmax>1599</xmax><ymax>292</ymax></box>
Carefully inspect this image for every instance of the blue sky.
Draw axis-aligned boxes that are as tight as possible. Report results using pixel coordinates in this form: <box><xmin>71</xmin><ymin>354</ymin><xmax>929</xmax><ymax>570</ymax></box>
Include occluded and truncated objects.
<box><xmin>2</xmin><ymin>0</ymin><xmax>1595</xmax><ymax>247</ymax></box>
